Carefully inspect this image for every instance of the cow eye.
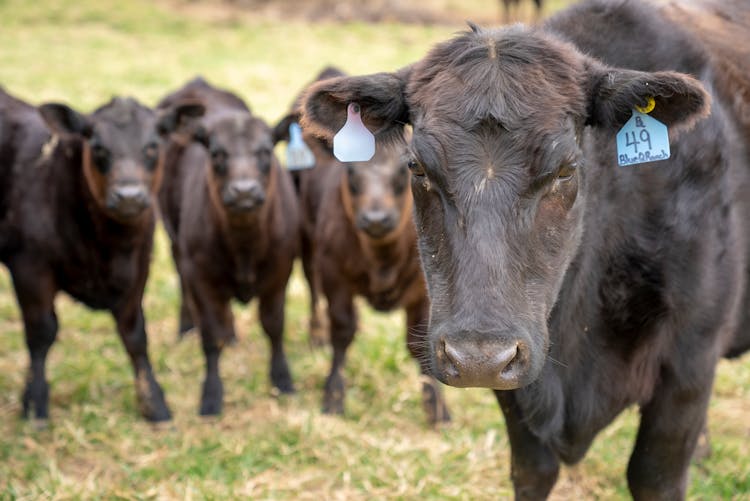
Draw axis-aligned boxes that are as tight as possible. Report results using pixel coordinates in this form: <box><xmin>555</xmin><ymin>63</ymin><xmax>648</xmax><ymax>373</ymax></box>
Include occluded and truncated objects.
<box><xmin>556</xmin><ymin>162</ymin><xmax>577</xmax><ymax>182</ymax></box>
<box><xmin>257</xmin><ymin>148</ymin><xmax>272</xmax><ymax>174</ymax></box>
<box><xmin>143</xmin><ymin>142</ymin><xmax>159</xmax><ymax>170</ymax></box>
<box><xmin>211</xmin><ymin>148</ymin><xmax>228</xmax><ymax>175</ymax></box>
<box><xmin>406</xmin><ymin>158</ymin><xmax>425</xmax><ymax>177</ymax></box>
<box><xmin>346</xmin><ymin>165</ymin><xmax>361</xmax><ymax>195</ymax></box>
<box><xmin>90</xmin><ymin>143</ymin><xmax>111</xmax><ymax>173</ymax></box>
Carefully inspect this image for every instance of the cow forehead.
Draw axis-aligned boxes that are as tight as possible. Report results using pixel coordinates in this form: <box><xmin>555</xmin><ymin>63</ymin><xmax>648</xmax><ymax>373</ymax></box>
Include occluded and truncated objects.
<box><xmin>90</xmin><ymin>98</ymin><xmax>157</xmax><ymax>149</ymax></box>
<box><xmin>406</xmin><ymin>26</ymin><xmax>587</xmax><ymax>131</ymax></box>
<box><xmin>210</xmin><ymin>112</ymin><xmax>272</xmax><ymax>149</ymax></box>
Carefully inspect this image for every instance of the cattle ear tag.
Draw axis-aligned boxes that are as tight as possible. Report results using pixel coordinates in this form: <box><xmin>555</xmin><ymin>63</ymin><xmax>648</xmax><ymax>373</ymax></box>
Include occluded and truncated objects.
<box><xmin>616</xmin><ymin>96</ymin><xmax>670</xmax><ymax>166</ymax></box>
<box><xmin>285</xmin><ymin>122</ymin><xmax>316</xmax><ymax>170</ymax></box>
<box><xmin>333</xmin><ymin>103</ymin><xmax>375</xmax><ymax>162</ymax></box>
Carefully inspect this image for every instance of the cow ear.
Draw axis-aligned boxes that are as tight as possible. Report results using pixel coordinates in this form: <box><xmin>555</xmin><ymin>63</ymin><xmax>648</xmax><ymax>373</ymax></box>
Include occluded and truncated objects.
<box><xmin>587</xmin><ymin>64</ymin><xmax>710</xmax><ymax>135</ymax></box>
<box><xmin>272</xmin><ymin>112</ymin><xmax>298</xmax><ymax>145</ymax></box>
<box><xmin>39</xmin><ymin>103</ymin><xmax>93</xmax><ymax>138</ymax></box>
<box><xmin>301</xmin><ymin>67</ymin><xmax>411</xmax><ymax>143</ymax></box>
<box><xmin>156</xmin><ymin>100</ymin><xmax>206</xmax><ymax>138</ymax></box>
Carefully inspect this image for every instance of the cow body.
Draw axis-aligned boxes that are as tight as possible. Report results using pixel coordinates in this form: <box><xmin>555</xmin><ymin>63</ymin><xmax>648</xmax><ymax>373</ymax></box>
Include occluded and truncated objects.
<box><xmin>301</xmin><ymin>0</ymin><xmax>750</xmax><ymax>497</ymax></box>
<box><xmin>158</xmin><ymin>78</ymin><xmax>299</xmax><ymax>415</ymax></box>
<box><xmin>0</xmin><ymin>89</ymin><xmax>171</xmax><ymax>421</ymax></box>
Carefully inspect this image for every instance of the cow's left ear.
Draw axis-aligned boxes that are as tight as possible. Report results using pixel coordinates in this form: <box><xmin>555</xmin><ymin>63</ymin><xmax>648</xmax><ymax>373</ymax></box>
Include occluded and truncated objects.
<box><xmin>39</xmin><ymin>103</ymin><xmax>93</xmax><ymax>138</ymax></box>
<box><xmin>272</xmin><ymin>112</ymin><xmax>298</xmax><ymax>145</ymax></box>
<box><xmin>156</xmin><ymin>100</ymin><xmax>206</xmax><ymax>138</ymax></box>
<box><xmin>586</xmin><ymin>63</ymin><xmax>710</xmax><ymax>135</ymax></box>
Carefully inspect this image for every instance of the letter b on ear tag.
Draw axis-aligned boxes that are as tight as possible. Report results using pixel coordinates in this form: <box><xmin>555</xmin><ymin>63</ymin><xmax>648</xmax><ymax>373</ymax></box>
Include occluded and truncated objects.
<box><xmin>333</xmin><ymin>103</ymin><xmax>375</xmax><ymax>162</ymax></box>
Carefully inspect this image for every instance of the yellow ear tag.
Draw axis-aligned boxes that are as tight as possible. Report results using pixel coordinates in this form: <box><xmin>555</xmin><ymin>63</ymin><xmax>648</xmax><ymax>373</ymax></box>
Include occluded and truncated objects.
<box><xmin>634</xmin><ymin>96</ymin><xmax>656</xmax><ymax>114</ymax></box>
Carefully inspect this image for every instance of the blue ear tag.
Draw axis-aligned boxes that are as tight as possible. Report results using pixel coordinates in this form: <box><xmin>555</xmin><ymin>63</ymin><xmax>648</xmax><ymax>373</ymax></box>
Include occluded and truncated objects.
<box><xmin>616</xmin><ymin>98</ymin><xmax>670</xmax><ymax>166</ymax></box>
<box><xmin>285</xmin><ymin>122</ymin><xmax>316</xmax><ymax>170</ymax></box>
<box><xmin>333</xmin><ymin>103</ymin><xmax>375</xmax><ymax>162</ymax></box>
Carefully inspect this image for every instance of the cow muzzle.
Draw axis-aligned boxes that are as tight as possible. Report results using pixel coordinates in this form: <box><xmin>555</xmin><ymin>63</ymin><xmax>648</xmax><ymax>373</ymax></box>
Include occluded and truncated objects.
<box><xmin>432</xmin><ymin>329</ymin><xmax>536</xmax><ymax>390</ymax></box>
<box><xmin>223</xmin><ymin>179</ymin><xmax>266</xmax><ymax>212</ymax></box>
<box><xmin>106</xmin><ymin>184</ymin><xmax>150</xmax><ymax>218</ymax></box>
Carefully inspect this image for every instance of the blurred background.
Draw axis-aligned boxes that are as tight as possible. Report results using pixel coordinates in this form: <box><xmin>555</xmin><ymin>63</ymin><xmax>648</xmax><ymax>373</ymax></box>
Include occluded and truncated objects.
<box><xmin>0</xmin><ymin>0</ymin><xmax>748</xmax><ymax>499</ymax></box>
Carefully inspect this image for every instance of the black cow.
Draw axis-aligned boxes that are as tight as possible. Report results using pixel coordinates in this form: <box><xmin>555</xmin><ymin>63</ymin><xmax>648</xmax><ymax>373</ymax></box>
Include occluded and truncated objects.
<box><xmin>301</xmin><ymin>0</ymin><xmax>750</xmax><ymax>498</ymax></box>
<box><xmin>0</xmin><ymin>88</ymin><xmax>171</xmax><ymax>421</ymax></box>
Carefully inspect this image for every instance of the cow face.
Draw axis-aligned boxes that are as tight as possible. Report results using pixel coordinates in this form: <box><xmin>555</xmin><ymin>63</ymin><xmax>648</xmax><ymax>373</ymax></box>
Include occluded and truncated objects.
<box><xmin>196</xmin><ymin>112</ymin><xmax>275</xmax><ymax>216</ymax></box>
<box><xmin>302</xmin><ymin>25</ymin><xmax>709</xmax><ymax>390</ymax></box>
<box><xmin>343</xmin><ymin>145</ymin><xmax>411</xmax><ymax>241</ymax></box>
<box><xmin>39</xmin><ymin>98</ymin><xmax>179</xmax><ymax>222</ymax></box>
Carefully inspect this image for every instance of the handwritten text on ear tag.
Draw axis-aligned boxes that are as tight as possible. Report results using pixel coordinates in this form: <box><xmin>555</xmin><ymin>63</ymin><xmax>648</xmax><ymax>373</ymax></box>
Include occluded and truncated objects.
<box><xmin>333</xmin><ymin>103</ymin><xmax>375</xmax><ymax>162</ymax></box>
<box><xmin>285</xmin><ymin>122</ymin><xmax>316</xmax><ymax>170</ymax></box>
<box><xmin>616</xmin><ymin>101</ymin><xmax>670</xmax><ymax>166</ymax></box>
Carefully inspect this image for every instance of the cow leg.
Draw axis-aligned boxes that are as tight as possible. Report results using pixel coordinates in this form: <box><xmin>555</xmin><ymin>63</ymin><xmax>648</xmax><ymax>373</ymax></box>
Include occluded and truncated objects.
<box><xmin>13</xmin><ymin>268</ymin><xmax>58</xmax><ymax>421</ymax></box>
<box><xmin>406</xmin><ymin>300</ymin><xmax>450</xmax><ymax>425</ymax></box>
<box><xmin>301</xmin><ymin>231</ymin><xmax>326</xmax><ymax>347</ymax></box>
<box><xmin>112</xmin><ymin>303</ymin><xmax>171</xmax><ymax>422</ymax></box>
<box><xmin>259</xmin><ymin>288</ymin><xmax>295</xmax><ymax>394</ymax></box>
<box><xmin>322</xmin><ymin>281</ymin><xmax>356</xmax><ymax>415</ymax></box>
<box><xmin>495</xmin><ymin>391</ymin><xmax>560</xmax><ymax>500</ymax></box>
<box><xmin>188</xmin><ymin>276</ymin><xmax>234</xmax><ymax>416</ymax></box>
<box><xmin>170</xmin><ymin>242</ymin><xmax>195</xmax><ymax>338</ymax></box>
<box><xmin>627</xmin><ymin>367</ymin><xmax>714</xmax><ymax>500</ymax></box>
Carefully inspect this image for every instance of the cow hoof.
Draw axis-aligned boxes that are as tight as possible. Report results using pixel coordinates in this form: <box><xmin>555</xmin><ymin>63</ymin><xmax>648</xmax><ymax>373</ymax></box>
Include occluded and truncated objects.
<box><xmin>199</xmin><ymin>399</ymin><xmax>223</xmax><ymax>416</ymax></box>
<box><xmin>271</xmin><ymin>372</ymin><xmax>295</xmax><ymax>395</ymax></box>
<box><xmin>322</xmin><ymin>391</ymin><xmax>345</xmax><ymax>415</ymax></box>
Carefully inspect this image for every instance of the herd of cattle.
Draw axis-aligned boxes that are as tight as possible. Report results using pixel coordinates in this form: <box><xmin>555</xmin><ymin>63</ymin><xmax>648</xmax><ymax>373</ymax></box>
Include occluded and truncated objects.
<box><xmin>1</xmin><ymin>0</ymin><xmax>750</xmax><ymax>498</ymax></box>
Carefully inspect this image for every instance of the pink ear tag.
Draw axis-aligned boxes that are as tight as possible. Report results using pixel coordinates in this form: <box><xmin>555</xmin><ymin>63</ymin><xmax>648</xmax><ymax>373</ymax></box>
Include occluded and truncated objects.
<box><xmin>333</xmin><ymin>103</ymin><xmax>375</xmax><ymax>162</ymax></box>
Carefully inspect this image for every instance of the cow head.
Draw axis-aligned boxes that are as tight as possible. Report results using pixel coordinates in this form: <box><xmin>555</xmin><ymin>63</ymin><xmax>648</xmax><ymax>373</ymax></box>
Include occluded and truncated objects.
<box><xmin>342</xmin><ymin>143</ymin><xmax>412</xmax><ymax>241</ymax></box>
<box><xmin>301</xmin><ymin>24</ymin><xmax>709</xmax><ymax>390</ymax></box>
<box><xmin>40</xmin><ymin>97</ymin><xmax>196</xmax><ymax>222</ymax></box>
<box><xmin>163</xmin><ymin>106</ymin><xmax>276</xmax><ymax>218</ymax></box>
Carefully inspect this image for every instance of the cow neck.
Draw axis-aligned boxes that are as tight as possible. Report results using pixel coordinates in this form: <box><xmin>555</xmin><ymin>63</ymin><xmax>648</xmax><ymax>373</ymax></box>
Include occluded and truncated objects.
<box><xmin>209</xmin><ymin>165</ymin><xmax>278</xmax><ymax>259</ymax></box>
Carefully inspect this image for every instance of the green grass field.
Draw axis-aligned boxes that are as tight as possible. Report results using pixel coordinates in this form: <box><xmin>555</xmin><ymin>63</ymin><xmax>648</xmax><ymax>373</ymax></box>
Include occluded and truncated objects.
<box><xmin>0</xmin><ymin>0</ymin><xmax>749</xmax><ymax>499</ymax></box>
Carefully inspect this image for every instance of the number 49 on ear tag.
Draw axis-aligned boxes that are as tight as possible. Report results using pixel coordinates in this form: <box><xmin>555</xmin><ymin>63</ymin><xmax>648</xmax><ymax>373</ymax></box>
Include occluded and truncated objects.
<box><xmin>333</xmin><ymin>103</ymin><xmax>375</xmax><ymax>162</ymax></box>
<box><xmin>616</xmin><ymin>107</ymin><xmax>670</xmax><ymax>166</ymax></box>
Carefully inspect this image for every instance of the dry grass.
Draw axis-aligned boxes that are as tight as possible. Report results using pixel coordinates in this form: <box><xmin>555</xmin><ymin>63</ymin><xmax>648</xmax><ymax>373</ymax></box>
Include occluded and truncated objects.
<box><xmin>0</xmin><ymin>0</ymin><xmax>749</xmax><ymax>499</ymax></box>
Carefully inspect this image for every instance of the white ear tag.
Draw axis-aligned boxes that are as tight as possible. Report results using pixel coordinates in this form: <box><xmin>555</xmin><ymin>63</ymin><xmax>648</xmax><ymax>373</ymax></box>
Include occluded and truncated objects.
<box><xmin>333</xmin><ymin>103</ymin><xmax>375</xmax><ymax>162</ymax></box>
<box><xmin>285</xmin><ymin>122</ymin><xmax>316</xmax><ymax>170</ymax></box>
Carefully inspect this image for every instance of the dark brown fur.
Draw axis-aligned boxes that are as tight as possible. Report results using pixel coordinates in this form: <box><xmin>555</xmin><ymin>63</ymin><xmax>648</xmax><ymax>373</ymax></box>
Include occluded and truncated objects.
<box><xmin>301</xmin><ymin>0</ymin><xmax>750</xmax><ymax>498</ymax></box>
<box><xmin>157</xmin><ymin>78</ymin><xmax>299</xmax><ymax>415</ymax></box>
<box><xmin>0</xmin><ymin>88</ymin><xmax>171</xmax><ymax>421</ymax></box>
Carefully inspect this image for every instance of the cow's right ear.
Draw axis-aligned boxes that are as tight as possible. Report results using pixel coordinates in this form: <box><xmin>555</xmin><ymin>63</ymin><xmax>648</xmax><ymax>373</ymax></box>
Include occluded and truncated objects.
<box><xmin>39</xmin><ymin>103</ymin><xmax>93</xmax><ymax>138</ymax></box>
<box><xmin>156</xmin><ymin>100</ymin><xmax>206</xmax><ymax>138</ymax></box>
<box><xmin>301</xmin><ymin>67</ymin><xmax>411</xmax><ymax>144</ymax></box>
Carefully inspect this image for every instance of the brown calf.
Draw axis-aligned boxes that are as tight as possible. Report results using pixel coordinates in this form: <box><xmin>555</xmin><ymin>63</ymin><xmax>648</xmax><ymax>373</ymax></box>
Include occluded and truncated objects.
<box><xmin>272</xmin><ymin>66</ymin><xmax>346</xmax><ymax>347</ymax></box>
<box><xmin>0</xmin><ymin>88</ymin><xmax>170</xmax><ymax>421</ymax></box>
<box><xmin>157</xmin><ymin>78</ymin><xmax>299</xmax><ymax>415</ymax></box>
<box><xmin>313</xmin><ymin>141</ymin><xmax>450</xmax><ymax>425</ymax></box>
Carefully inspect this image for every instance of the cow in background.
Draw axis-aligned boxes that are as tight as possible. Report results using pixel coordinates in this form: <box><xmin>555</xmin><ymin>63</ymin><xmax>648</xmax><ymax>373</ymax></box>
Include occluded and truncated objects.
<box><xmin>157</xmin><ymin>78</ymin><xmax>299</xmax><ymax>415</ymax></box>
<box><xmin>0</xmin><ymin>89</ymin><xmax>171</xmax><ymax>421</ymax></box>
<box><xmin>275</xmin><ymin>68</ymin><xmax>450</xmax><ymax>425</ymax></box>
